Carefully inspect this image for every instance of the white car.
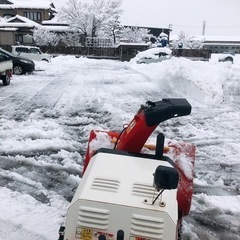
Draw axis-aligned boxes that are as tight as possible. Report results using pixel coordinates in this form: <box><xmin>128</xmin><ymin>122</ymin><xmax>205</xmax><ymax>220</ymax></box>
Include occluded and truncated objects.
<box><xmin>12</xmin><ymin>45</ymin><xmax>51</xmax><ymax>62</ymax></box>
<box><xmin>133</xmin><ymin>47</ymin><xmax>172</xmax><ymax>64</ymax></box>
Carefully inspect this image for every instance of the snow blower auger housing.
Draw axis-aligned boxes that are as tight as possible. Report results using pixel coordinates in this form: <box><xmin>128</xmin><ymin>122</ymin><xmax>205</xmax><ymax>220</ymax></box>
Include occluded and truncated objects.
<box><xmin>59</xmin><ymin>98</ymin><xmax>196</xmax><ymax>240</ymax></box>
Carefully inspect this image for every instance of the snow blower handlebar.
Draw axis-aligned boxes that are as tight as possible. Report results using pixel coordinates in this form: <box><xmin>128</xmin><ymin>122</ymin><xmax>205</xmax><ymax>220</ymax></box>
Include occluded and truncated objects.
<box><xmin>115</xmin><ymin>98</ymin><xmax>191</xmax><ymax>153</ymax></box>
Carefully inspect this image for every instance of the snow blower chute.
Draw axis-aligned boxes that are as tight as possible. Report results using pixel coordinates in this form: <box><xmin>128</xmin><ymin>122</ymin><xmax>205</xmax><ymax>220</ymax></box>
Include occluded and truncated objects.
<box><xmin>59</xmin><ymin>98</ymin><xmax>196</xmax><ymax>240</ymax></box>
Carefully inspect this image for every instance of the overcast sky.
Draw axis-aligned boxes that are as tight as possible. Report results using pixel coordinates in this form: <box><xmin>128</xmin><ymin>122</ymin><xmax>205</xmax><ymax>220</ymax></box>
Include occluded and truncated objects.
<box><xmin>52</xmin><ymin>0</ymin><xmax>240</xmax><ymax>36</ymax></box>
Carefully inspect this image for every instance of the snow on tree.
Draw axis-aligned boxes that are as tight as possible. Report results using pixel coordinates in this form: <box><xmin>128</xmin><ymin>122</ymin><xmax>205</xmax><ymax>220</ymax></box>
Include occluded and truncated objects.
<box><xmin>119</xmin><ymin>27</ymin><xmax>153</xmax><ymax>44</ymax></box>
<box><xmin>60</xmin><ymin>32</ymin><xmax>84</xmax><ymax>47</ymax></box>
<box><xmin>58</xmin><ymin>0</ymin><xmax>123</xmax><ymax>38</ymax></box>
<box><xmin>99</xmin><ymin>16</ymin><xmax>122</xmax><ymax>44</ymax></box>
<box><xmin>57</xmin><ymin>0</ymin><xmax>90</xmax><ymax>37</ymax></box>
<box><xmin>171</xmin><ymin>31</ymin><xmax>204</xmax><ymax>49</ymax></box>
<box><xmin>33</xmin><ymin>27</ymin><xmax>59</xmax><ymax>46</ymax></box>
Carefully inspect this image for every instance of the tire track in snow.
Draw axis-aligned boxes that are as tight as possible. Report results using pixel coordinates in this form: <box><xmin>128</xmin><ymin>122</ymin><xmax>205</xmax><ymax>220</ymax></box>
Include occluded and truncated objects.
<box><xmin>12</xmin><ymin>75</ymin><xmax>73</xmax><ymax>120</ymax></box>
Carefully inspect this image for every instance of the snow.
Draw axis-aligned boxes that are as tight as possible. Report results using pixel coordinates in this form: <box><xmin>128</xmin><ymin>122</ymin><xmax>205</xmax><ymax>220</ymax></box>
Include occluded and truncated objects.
<box><xmin>0</xmin><ymin>53</ymin><xmax>240</xmax><ymax>239</ymax></box>
<box><xmin>0</xmin><ymin>0</ymin><xmax>54</xmax><ymax>9</ymax></box>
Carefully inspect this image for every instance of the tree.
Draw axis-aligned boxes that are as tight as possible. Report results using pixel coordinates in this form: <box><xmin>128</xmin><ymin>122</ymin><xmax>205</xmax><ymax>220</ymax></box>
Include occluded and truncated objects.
<box><xmin>119</xmin><ymin>27</ymin><xmax>152</xmax><ymax>44</ymax></box>
<box><xmin>60</xmin><ymin>32</ymin><xmax>84</xmax><ymax>46</ymax></box>
<box><xmin>99</xmin><ymin>16</ymin><xmax>123</xmax><ymax>44</ymax></box>
<box><xmin>171</xmin><ymin>31</ymin><xmax>204</xmax><ymax>49</ymax></box>
<box><xmin>33</xmin><ymin>27</ymin><xmax>59</xmax><ymax>46</ymax></box>
<box><xmin>58</xmin><ymin>0</ymin><xmax>123</xmax><ymax>38</ymax></box>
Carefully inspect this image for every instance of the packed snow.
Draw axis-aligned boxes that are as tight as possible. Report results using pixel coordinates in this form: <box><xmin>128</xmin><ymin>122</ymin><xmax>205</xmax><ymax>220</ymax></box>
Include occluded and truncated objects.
<box><xmin>0</xmin><ymin>53</ymin><xmax>240</xmax><ymax>240</ymax></box>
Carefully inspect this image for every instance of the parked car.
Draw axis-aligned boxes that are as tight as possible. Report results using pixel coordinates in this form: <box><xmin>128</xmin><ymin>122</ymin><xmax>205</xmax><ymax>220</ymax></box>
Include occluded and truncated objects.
<box><xmin>0</xmin><ymin>57</ymin><xmax>12</xmax><ymax>86</ymax></box>
<box><xmin>133</xmin><ymin>47</ymin><xmax>172</xmax><ymax>64</ymax></box>
<box><xmin>12</xmin><ymin>45</ymin><xmax>52</xmax><ymax>62</ymax></box>
<box><xmin>218</xmin><ymin>52</ymin><xmax>234</xmax><ymax>63</ymax></box>
<box><xmin>0</xmin><ymin>48</ymin><xmax>35</xmax><ymax>75</ymax></box>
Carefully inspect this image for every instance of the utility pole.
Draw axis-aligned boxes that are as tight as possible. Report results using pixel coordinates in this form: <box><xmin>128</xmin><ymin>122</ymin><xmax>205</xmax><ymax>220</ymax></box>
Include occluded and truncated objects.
<box><xmin>202</xmin><ymin>20</ymin><xmax>206</xmax><ymax>35</ymax></box>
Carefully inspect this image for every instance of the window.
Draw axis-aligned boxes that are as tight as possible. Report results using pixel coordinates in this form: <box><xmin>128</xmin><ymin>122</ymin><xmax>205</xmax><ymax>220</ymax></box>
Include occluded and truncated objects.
<box><xmin>15</xmin><ymin>34</ymin><xmax>33</xmax><ymax>44</ymax></box>
<box><xmin>16</xmin><ymin>47</ymin><xmax>29</xmax><ymax>53</ymax></box>
<box><xmin>16</xmin><ymin>34</ymin><xmax>23</xmax><ymax>43</ymax></box>
<box><xmin>29</xmin><ymin>48</ymin><xmax>41</xmax><ymax>54</ymax></box>
<box><xmin>3</xmin><ymin>14</ymin><xmax>14</xmax><ymax>19</ymax></box>
<box><xmin>24</xmin><ymin>12</ymin><xmax>41</xmax><ymax>21</ymax></box>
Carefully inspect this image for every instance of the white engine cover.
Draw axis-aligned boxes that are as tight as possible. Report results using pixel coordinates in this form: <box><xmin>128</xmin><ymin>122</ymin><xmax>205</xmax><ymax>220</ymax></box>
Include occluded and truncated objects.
<box><xmin>64</xmin><ymin>150</ymin><xmax>178</xmax><ymax>240</ymax></box>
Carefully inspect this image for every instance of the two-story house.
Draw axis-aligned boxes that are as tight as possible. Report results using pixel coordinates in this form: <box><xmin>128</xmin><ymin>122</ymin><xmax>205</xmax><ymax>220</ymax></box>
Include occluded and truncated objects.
<box><xmin>0</xmin><ymin>0</ymin><xmax>57</xmax><ymax>46</ymax></box>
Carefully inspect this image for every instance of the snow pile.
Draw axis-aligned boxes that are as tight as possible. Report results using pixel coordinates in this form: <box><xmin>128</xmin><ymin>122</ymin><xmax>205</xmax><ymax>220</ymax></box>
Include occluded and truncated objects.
<box><xmin>129</xmin><ymin>56</ymin><xmax>232</xmax><ymax>105</ymax></box>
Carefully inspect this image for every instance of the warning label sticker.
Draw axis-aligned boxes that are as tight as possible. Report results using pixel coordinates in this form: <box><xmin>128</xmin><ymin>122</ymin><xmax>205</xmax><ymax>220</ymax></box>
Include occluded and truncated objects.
<box><xmin>75</xmin><ymin>227</ymin><xmax>93</xmax><ymax>240</ymax></box>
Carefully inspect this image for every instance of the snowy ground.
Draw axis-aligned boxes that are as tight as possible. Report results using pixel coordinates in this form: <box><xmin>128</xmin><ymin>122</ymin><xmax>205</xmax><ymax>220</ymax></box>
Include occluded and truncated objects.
<box><xmin>0</xmin><ymin>55</ymin><xmax>240</xmax><ymax>240</ymax></box>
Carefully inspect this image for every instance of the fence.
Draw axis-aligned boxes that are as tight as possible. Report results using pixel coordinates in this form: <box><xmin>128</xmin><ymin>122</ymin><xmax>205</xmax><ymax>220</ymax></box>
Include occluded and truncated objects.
<box><xmin>40</xmin><ymin>46</ymin><xmax>120</xmax><ymax>60</ymax></box>
<box><xmin>171</xmin><ymin>49</ymin><xmax>212</xmax><ymax>59</ymax></box>
<box><xmin>0</xmin><ymin>44</ymin><xmax>212</xmax><ymax>61</ymax></box>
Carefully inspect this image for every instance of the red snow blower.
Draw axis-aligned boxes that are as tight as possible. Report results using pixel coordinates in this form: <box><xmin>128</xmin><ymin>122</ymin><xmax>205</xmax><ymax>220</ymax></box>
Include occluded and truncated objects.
<box><xmin>60</xmin><ymin>98</ymin><xmax>196</xmax><ymax>240</ymax></box>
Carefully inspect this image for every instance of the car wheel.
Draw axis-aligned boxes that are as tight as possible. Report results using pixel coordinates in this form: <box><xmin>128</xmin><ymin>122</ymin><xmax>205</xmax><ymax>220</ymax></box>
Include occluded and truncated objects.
<box><xmin>1</xmin><ymin>71</ymin><xmax>11</xmax><ymax>86</ymax></box>
<box><xmin>41</xmin><ymin>59</ymin><xmax>49</xmax><ymax>62</ymax></box>
<box><xmin>13</xmin><ymin>65</ymin><xmax>24</xmax><ymax>75</ymax></box>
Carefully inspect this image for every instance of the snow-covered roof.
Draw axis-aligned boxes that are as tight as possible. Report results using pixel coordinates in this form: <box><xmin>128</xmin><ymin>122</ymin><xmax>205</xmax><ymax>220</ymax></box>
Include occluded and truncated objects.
<box><xmin>0</xmin><ymin>0</ymin><xmax>56</xmax><ymax>10</ymax></box>
<box><xmin>0</xmin><ymin>15</ymin><xmax>40</xmax><ymax>28</ymax></box>
<box><xmin>0</xmin><ymin>14</ymin><xmax>71</xmax><ymax>32</ymax></box>
<box><xmin>42</xmin><ymin>13</ymin><xmax>67</xmax><ymax>25</ymax></box>
<box><xmin>170</xmin><ymin>34</ymin><xmax>240</xmax><ymax>42</ymax></box>
<box><xmin>43</xmin><ymin>25</ymin><xmax>73</xmax><ymax>32</ymax></box>
<box><xmin>0</xmin><ymin>27</ymin><xmax>17</xmax><ymax>31</ymax></box>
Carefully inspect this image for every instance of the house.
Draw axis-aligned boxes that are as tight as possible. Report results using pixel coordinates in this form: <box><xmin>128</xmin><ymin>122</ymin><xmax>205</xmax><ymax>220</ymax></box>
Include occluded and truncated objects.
<box><xmin>170</xmin><ymin>35</ymin><xmax>240</xmax><ymax>54</ymax></box>
<box><xmin>0</xmin><ymin>15</ymin><xmax>41</xmax><ymax>46</ymax></box>
<box><xmin>202</xmin><ymin>35</ymin><xmax>240</xmax><ymax>53</ymax></box>
<box><xmin>0</xmin><ymin>0</ymin><xmax>56</xmax><ymax>23</ymax></box>
<box><xmin>0</xmin><ymin>0</ymin><xmax>59</xmax><ymax>47</ymax></box>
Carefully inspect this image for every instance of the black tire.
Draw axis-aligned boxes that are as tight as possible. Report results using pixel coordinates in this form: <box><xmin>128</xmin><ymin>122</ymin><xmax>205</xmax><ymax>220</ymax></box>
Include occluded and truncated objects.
<box><xmin>1</xmin><ymin>70</ymin><xmax>11</xmax><ymax>86</ymax></box>
<box><xmin>41</xmin><ymin>59</ymin><xmax>49</xmax><ymax>62</ymax></box>
<box><xmin>13</xmin><ymin>65</ymin><xmax>24</xmax><ymax>75</ymax></box>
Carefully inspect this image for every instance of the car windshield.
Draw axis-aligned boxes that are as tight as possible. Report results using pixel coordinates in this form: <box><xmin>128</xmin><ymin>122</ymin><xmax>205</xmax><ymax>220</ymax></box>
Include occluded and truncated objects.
<box><xmin>29</xmin><ymin>48</ymin><xmax>41</xmax><ymax>54</ymax></box>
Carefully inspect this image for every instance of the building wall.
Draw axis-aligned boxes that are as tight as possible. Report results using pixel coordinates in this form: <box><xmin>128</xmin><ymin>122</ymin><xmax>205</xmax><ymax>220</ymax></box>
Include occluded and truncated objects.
<box><xmin>0</xmin><ymin>9</ymin><xmax>51</xmax><ymax>23</ymax></box>
<box><xmin>0</xmin><ymin>9</ymin><xmax>17</xmax><ymax>17</ymax></box>
<box><xmin>203</xmin><ymin>44</ymin><xmax>240</xmax><ymax>54</ymax></box>
<box><xmin>0</xmin><ymin>31</ymin><xmax>14</xmax><ymax>45</ymax></box>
